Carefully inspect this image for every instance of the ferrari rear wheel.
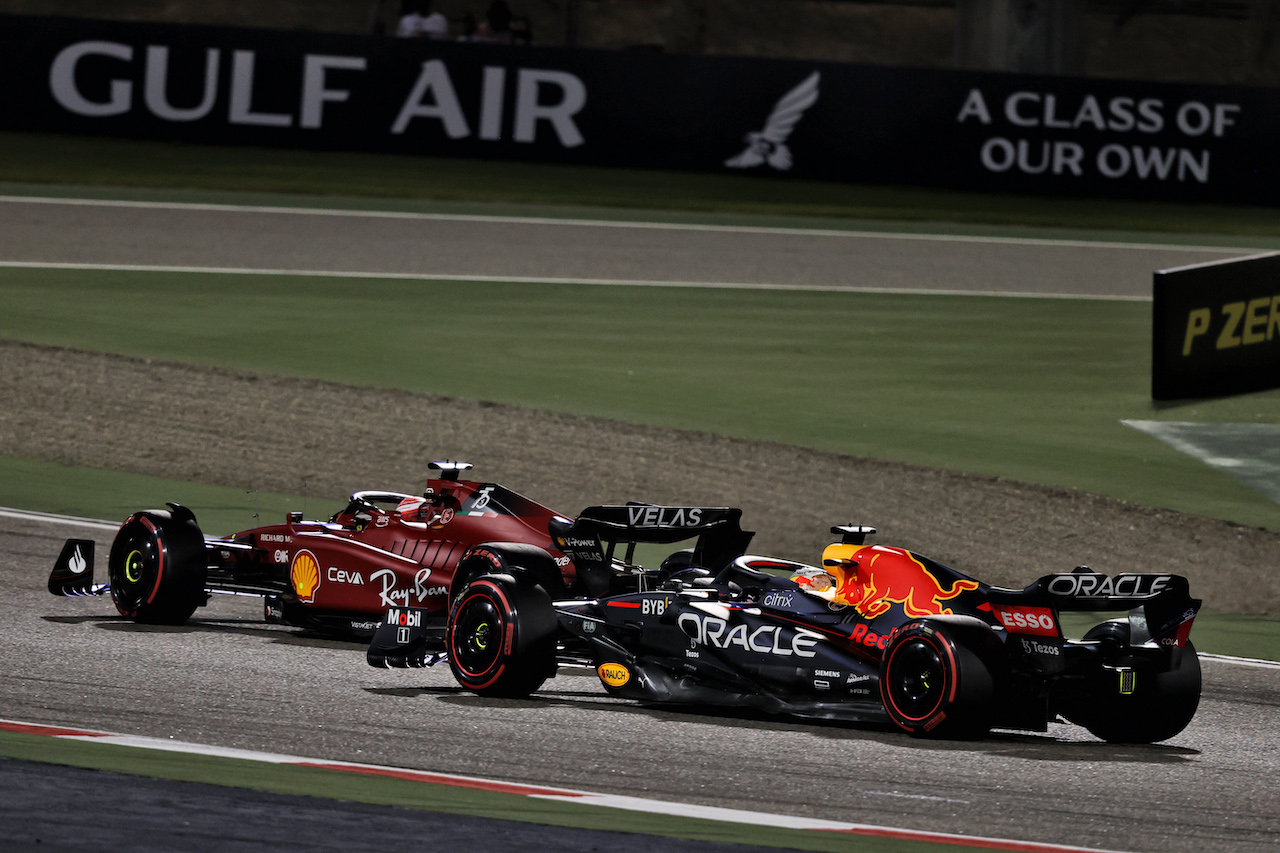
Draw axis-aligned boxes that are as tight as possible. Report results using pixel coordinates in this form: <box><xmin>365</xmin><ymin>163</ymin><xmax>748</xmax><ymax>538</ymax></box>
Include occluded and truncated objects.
<box><xmin>880</xmin><ymin>621</ymin><xmax>994</xmax><ymax>738</ymax></box>
<box><xmin>107</xmin><ymin>507</ymin><xmax>207</xmax><ymax>625</ymax></box>
<box><xmin>447</xmin><ymin>574</ymin><xmax>556</xmax><ymax>698</ymax></box>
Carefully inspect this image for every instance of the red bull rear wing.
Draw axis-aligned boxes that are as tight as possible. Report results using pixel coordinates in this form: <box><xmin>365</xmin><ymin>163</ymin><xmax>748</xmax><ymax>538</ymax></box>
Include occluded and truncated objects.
<box><xmin>993</xmin><ymin>569</ymin><xmax>1201</xmax><ymax>649</ymax></box>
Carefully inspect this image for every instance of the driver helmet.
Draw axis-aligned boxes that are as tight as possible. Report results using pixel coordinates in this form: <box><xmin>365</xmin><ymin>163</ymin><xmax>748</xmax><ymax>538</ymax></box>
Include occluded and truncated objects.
<box><xmin>791</xmin><ymin>543</ymin><xmax>861</xmax><ymax>605</ymax></box>
<box><xmin>790</xmin><ymin>565</ymin><xmax>838</xmax><ymax>600</ymax></box>
<box><xmin>396</xmin><ymin>495</ymin><xmax>429</xmax><ymax>520</ymax></box>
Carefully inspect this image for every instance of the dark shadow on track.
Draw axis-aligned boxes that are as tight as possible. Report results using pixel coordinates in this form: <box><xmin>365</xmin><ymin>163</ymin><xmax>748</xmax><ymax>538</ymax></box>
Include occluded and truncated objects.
<box><xmin>361</xmin><ymin>685</ymin><xmax>1199</xmax><ymax>763</ymax></box>
<box><xmin>42</xmin><ymin>614</ymin><xmax>369</xmax><ymax>649</ymax></box>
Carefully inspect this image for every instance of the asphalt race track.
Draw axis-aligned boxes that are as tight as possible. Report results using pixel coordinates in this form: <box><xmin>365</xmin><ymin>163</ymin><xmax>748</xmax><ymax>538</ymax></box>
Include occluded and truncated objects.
<box><xmin>0</xmin><ymin>196</ymin><xmax>1245</xmax><ymax>297</ymax></box>
<box><xmin>2</xmin><ymin>197</ymin><xmax>1279</xmax><ymax>852</ymax></box>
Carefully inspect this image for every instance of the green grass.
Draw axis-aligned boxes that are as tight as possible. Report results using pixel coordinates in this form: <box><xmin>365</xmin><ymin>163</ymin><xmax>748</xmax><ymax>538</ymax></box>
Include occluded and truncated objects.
<box><xmin>5</xmin><ymin>131</ymin><xmax>1280</xmax><ymax>240</ymax></box>
<box><xmin>0</xmin><ymin>730</ymin><xmax>942</xmax><ymax>853</ymax></box>
<box><xmin>1056</xmin><ymin>611</ymin><xmax>1280</xmax><ymax>661</ymax></box>
<box><xmin>1179</xmin><ymin>612</ymin><xmax>1280</xmax><ymax>660</ymax></box>
<box><xmin>0</xmin><ymin>456</ymin><xmax>312</xmax><ymax>536</ymax></box>
<box><xmin>4</xmin><ymin>267</ymin><xmax>1280</xmax><ymax>529</ymax></box>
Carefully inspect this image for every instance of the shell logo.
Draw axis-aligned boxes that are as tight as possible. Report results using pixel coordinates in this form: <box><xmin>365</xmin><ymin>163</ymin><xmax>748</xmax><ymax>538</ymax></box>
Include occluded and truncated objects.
<box><xmin>290</xmin><ymin>550</ymin><xmax>320</xmax><ymax>603</ymax></box>
<box><xmin>597</xmin><ymin>662</ymin><xmax>631</xmax><ymax>688</ymax></box>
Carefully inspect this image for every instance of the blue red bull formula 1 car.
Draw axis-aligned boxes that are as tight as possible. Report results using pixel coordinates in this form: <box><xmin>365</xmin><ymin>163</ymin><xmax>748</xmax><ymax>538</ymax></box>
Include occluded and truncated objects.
<box><xmin>370</xmin><ymin>513</ymin><xmax>1203</xmax><ymax>744</ymax></box>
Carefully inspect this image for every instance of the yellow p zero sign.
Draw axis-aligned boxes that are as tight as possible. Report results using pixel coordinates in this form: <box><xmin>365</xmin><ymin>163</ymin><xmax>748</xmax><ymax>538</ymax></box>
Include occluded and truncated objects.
<box><xmin>1153</xmin><ymin>253</ymin><xmax>1280</xmax><ymax>400</ymax></box>
<box><xmin>1181</xmin><ymin>298</ymin><xmax>1280</xmax><ymax>356</ymax></box>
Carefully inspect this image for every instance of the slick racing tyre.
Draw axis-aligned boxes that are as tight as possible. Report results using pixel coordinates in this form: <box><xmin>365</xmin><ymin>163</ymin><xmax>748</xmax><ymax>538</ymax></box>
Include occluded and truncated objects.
<box><xmin>880</xmin><ymin>619</ymin><xmax>996</xmax><ymax>738</ymax></box>
<box><xmin>107</xmin><ymin>506</ymin><xmax>207</xmax><ymax>625</ymax></box>
<box><xmin>1062</xmin><ymin>620</ymin><xmax>1201</xmax><ymax>744</ymax></box>
<box><xmin>447</xmin><ymin>573</ymin><xmax>557</xmax><ymax>698</ymax></box>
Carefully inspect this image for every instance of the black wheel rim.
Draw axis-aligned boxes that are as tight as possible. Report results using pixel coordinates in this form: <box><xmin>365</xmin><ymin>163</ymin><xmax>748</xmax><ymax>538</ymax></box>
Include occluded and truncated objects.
<box><xmin>112</xmin><ymin>532</ymin><xmax>159</xmax><ymax>611</ymax></box>
<box><xmin>887</xmin><ymin>638</ymin><xmax>946</xmax><ymax>720</ymax></box>
<box><xmin>453</xmin><ymin>597</ymin><xmax>504</xmax><ymax>677</ymax></box>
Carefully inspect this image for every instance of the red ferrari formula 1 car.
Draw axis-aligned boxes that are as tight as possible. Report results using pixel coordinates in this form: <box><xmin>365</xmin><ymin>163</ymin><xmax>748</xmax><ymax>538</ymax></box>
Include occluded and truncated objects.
<box><xmin>373</xmin><ymin>519</ymin><xmax>1203</xmax><ymax>743</ymax></box>
<box><xmin>47</xmin><ymin>462</ymin><xmax>593</xmax><ymax>640</ymax></box>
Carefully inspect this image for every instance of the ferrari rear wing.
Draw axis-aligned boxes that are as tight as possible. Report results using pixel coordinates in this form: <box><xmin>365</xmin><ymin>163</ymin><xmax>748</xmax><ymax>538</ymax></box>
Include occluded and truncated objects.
<box><xmin>550</xmin><ymin>503</ymin><xmax>754</xmax><ymax>575</ymax></box>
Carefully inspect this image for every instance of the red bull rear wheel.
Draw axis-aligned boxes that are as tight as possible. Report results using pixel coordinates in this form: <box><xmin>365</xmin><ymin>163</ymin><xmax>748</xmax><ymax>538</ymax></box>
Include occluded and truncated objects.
<box><xmin>1057</xmin><ymin>620</ymin><xmax>1202</xmax><ymax>744</ymax></box>
<box><xmin>880</xmin><ymin>620</ymin><xmax>994</xmax><ymax>738</ymax></box>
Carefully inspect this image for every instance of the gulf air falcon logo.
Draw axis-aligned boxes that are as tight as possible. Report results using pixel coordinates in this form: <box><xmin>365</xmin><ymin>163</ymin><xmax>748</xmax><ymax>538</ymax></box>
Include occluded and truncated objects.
<box><xmin>725</xmin><ymin>71</ymin><xmax>820</xmax><ymax>172</ymax></box>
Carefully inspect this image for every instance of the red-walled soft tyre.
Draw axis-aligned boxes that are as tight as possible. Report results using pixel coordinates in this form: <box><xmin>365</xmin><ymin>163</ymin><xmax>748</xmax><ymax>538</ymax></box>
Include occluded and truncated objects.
<box><xmin>880</xmin><ymin>620</ymin><xmax>994</xmax><ymax>738</ymax></box>
<box><xmin>107</xmin><ymin>506</ymin><xmax>207</xmax><ymax>625</ymax></box>
<box><xmin>447</xmin><ymin>574</ymin><xmax>557</xmax><ymax>698</ymax></box>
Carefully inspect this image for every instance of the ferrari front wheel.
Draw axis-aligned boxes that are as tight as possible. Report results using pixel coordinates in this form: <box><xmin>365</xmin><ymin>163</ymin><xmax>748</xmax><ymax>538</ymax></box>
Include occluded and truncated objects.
<box><xmin>107</xmin><ymin>506</ymin><xmax>207</xmax><ymax>625</ymax></box>
<box><xmin>446</xmin><ymin>573</ymin><xmax>557</xmax><ymax>698</ymax></box>
<box><xmin>880</xmin><ymin>620</ymin><xmax>994</xmax><ymax>738</ymax></box>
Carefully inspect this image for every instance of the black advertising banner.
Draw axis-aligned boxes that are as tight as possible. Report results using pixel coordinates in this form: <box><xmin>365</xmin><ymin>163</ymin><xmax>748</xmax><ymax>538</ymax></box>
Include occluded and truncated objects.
<box><xmin>2</xmin><ymin>14</ymin><xmax>1279</xmax><ymax>205</ymax></box>
<box><xmin>1152</xmin><ymin>253</ymin><xmax>1280</xmax><ymax>400</ymax></box>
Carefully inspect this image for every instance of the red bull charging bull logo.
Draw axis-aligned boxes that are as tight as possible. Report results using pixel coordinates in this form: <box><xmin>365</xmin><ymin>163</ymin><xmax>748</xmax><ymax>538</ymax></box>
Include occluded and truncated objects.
<box><xmin>797</xmin><ymin>544</ymin><xmax>978</xmax><ymax>619</ymax></box>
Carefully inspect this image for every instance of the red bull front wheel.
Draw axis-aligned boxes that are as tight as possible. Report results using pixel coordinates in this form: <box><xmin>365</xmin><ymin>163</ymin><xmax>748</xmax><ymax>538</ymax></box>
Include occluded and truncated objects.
<box><xmin>880</xmin><ymin>619</ymin><xmax>995</xmax><ymax>738</ymax></box>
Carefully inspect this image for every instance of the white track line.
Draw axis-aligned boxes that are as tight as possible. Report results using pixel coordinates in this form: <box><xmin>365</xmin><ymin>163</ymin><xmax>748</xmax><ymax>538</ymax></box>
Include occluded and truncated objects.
<box><xmin>1200</xmin><ymin>653</ymin><xmax>1280</xmax><ymax>670</ymax></box>
<box><xmin>1157</xmin><ymin>251</ymin><xmax>1280</xmax><ymax>273</ymax></box>
<box><xmin>0</xmin><ymin>260</ymin><xmax>1152</xmax><ymax>301</ymax></box>
<box><xmin>0</xmin><ymin>718</ymin><xmax>1131</xmax><ymax>853</ymax></box>
<box><xmin>0</xmin><ymin>194</ymin><xmax>1257</xmax><ymax>254</ymax></box>
<box><xmin>0</xmin><ymin>506</ymin><xmax>119</xmax><ymax>531</ymax></box>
